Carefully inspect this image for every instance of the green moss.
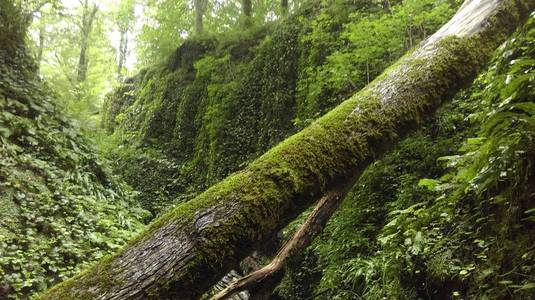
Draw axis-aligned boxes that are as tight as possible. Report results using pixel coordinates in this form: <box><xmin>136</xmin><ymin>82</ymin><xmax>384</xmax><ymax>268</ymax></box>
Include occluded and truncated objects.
<box><xmin>40</xmin><ymin>248</ymin><xmax>142</xmax><ymax>300</ymax></box>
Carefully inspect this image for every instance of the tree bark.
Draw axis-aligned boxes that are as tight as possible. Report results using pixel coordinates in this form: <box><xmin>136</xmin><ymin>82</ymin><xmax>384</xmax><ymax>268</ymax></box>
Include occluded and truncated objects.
<box><xmin>36</xmin><ymin>23</ymin><xmax>45</xmax><ymax>69</ymax></box>
<box><xmin>194</xmin><ymin>0</ymin><xmax>207</xmax><ymax>35</ymax></box>
<box><xmin>242</xmin><ymin>0</ymin><xmax>252</xmax><ymax>17</ymax></box>
<box><xmin>115</xmin><ymin>0</ymin><xmax>135</xmax><ymax>80</ymax></box>
<box><xmin>281</xmin><ymin>0</ymin><xmax>288</xmax><ymax>16</ymax></box>
<box><xmin>241</xmin><ymin>0</ymin><xmax>252</xmax><ymax>27</ymax></box>
<box><xmin>366</xmin><ymin>59</ymin><xmax>370</xmax><ymax>84</ymax></box>
<box><xmin>77</xmin><ymin>0</ymin><xmax>98</xmax><ymax>83</ymax></box>
<box><xmin>38</xmin><ymin>1</ymin><xmax>534</xmax><ymax>299</ymax></box>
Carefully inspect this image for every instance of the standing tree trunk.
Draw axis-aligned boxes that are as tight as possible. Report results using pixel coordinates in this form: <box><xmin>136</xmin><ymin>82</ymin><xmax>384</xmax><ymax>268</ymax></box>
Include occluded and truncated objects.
<box><xmin>242</xmin><ymin>0</ymin><xmax>252</xmax><ymax>26</ymax></box>
<box><xmin>36</xmin><ymin>23</ymin><xmax>45</xmax><ymax>69</ymax></box>
<box><xmin>242</xmin><ymin>0</ymin><xmax>252</xmax><ymax>17</ymax></box>
<box><xmin>406</xmin><ymin>23</ymin><xmax>414</xmax><ymax>49</ymax></box>
<box><xmin>117</xmin><ymin>27</ymin><xmax>128</xmax><ymax>80</ymax></box>
<box><xmin>281</xmin><ymin>0</ymin><xmax>288</xmax><ymax>16</ymax></box>
<box><xmin>194</xmin><ymin>0</ymin><xmax>207</xmax><ymax>35</ymax></box>
<box><xmin>77</xmin><ymin>0</ymin><xmax>98</xmax><ymax>83</ymax></box>
<box><xmin>38</xmin><ymin>1</ymin><xmax>534</xmax><ymax>299</ymax></box>
<box><xmin>365</xmin><ymin>59</ymin><xmax>370</xmax><ymax>84</ymax></box>
<box><xmin>115</xmin><ymin>0</ymin><xmax>135</xmax><ymax>81</ymax></box>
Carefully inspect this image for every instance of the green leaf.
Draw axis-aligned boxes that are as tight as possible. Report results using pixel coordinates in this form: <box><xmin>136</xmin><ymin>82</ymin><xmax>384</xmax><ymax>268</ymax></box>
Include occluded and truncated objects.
<box><xmin>418</xmin><ymin>178</ymin><xmax>440</xmax><ymax>190</ymax></box>
<box><xmin>0</xmin><ymin>127</ymin><xmax>12</xmax><ymax>138</ymax></box>
<box><xmin>515</xmin><ymin>282</ymin><xmax>535</xmax><ymax>290</ymax></box>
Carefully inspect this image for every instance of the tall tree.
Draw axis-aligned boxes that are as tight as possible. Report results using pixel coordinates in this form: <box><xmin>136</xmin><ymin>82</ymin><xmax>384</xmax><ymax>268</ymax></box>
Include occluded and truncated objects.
<box><xmin>117</xmin><ymin>25</ymin><xmax>128</xmax><ymax>78</ymax></box>
<box><xmin>25</xmin><ymin>2</ymin><xmax>65</xmax><ymax>70</ymax></box>
<box><xmin>241</xmin><ymin>0</ymin><xmax>251</xmax><ymax>26</ymax></box>
<box><xmin>36</xmin><ymin>21</ymin><xmax>45</xmax><ymax>68</ymax></box>
<box><xmin>38</xmin><ymin>0</ymin><xmax>533</xmax><ymax>299</ymax></box>
<box><xmin>77</xmin><ymin>0</ymin><xmax>98</xmax><ymax>83</ymax></box>
<box><xmin>194</xmin><ymin>0</ymin><xmax>208</xmax><ymax>34</ymax></box>
<box><xmin>28</xmin><ymin>0</ymin><xmax>117</xmax><ymax>129</ymax></box>
<box><xmin>281</xmin><ymin>0</ymin><xmax>288</xmax><ymax>16</ymax></box>
<box><xmin>115</xmin><ymin>0</ymin><xmax>136</xmax><ymax>80</ymax></box>
<box><xmin>242</xmin><ymin>0</ymin><xmax>251</xmax><ymax>17</ymax></box>
<box><xmin>137</xmin><ymin>0</ymin><xmax>191</xmax><ymax>65</ymax></box>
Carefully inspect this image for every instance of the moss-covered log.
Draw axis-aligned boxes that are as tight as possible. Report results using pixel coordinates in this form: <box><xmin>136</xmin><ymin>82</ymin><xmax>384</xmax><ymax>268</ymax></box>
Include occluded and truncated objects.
<box><xmin>38</xmin><ymin>1</ymin><xmax>534</xmax><ymax>299</ymax></box>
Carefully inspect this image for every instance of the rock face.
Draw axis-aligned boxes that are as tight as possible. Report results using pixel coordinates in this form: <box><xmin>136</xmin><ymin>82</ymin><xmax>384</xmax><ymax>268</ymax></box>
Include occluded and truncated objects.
<box><xmin>0</xmin><ymin>3</ymin><xmax>148</xmax><ymax>299</ymax></box>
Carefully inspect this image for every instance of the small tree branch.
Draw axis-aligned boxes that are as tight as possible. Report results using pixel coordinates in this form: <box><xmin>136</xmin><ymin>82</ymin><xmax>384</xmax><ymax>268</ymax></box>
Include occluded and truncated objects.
<box><xmin>27</xmin><ymin>0</ymin><xmax>49</xmax><ymax>17</ymax></box>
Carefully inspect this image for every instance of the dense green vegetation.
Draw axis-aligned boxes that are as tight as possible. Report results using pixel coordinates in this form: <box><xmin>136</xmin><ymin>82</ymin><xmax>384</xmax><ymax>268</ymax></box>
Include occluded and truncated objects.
<box><xmin>102</xmin><ymin>0</ymin><xmax>456</xmax><ymax>214</ymax></box>
<box><xmin>1</xmin><ymin>0</ymin><xmax>534</xmax><ymax>299</ymax></box>
<box><xmin>276</xmin><ymin>15</ymin><xmax>535</xmax><ymax>299</ymax></box>
<box><xmin>0</xmin><ymin>2</ymin><xmax>148</xmax><ymax>298</ymax></box>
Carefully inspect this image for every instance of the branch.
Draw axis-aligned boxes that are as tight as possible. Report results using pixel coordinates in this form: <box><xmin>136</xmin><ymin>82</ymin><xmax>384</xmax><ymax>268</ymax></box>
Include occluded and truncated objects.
<box><xmin>27</xmin><ymin>0</ymin><xmax>49</xmax><ymax>17</ymax></box>
<box><xmin>22</xmin><ymin>0</ymin><xmax>51</xmax><ymax>26</ymax></box>
<box><xmin>210</xmin><ymin>179</ymin><xmax>355</xmax><ymax>300</ymax></box>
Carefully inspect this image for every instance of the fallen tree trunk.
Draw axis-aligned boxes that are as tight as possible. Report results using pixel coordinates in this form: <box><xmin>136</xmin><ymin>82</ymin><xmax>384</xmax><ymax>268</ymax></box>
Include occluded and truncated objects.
<box><xmin>38</xmin><ymin>1</ymin><xmax>534</xmax><ymax>299</ymax></box>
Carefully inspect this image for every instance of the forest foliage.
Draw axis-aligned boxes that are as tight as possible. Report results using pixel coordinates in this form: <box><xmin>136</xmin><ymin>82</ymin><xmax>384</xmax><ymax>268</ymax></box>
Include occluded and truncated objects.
<box><xmin>276</xmin><ymin>14</ymin><xmax>535</xmax><ymax>299</ymax></box>
<box><xmin>0</xmin><ymin>2</ymin><xmax>148</xmax><ymax>298</ymax></box>
<box><xmin>1</xmin><ymin>0</ymin><xmax>535</xmax><ymax>299</ymax></box>
<box><xmin>102</xmin><ymin>0</ymin><xmax>457</xmax><ymax>214</ymax></box>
